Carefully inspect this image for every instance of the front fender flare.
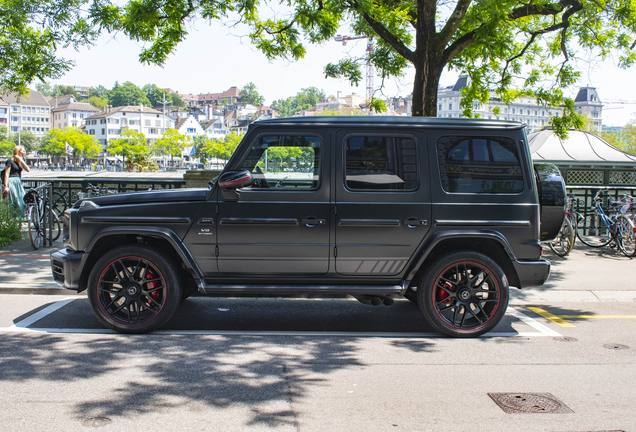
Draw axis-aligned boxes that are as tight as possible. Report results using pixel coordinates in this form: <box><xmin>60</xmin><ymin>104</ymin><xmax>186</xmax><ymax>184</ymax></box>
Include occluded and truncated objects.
<box><xmin>80</xmin><ymin>226</ymin><xmax>203</xmax><ymax>288</ymax></box>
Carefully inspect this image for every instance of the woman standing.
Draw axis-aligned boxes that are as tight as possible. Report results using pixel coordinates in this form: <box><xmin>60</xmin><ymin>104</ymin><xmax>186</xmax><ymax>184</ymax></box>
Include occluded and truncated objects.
<box><xmin>2</xmin><ymin>145</ymin><xmax>30</xmax><ymax>217</ymax></box>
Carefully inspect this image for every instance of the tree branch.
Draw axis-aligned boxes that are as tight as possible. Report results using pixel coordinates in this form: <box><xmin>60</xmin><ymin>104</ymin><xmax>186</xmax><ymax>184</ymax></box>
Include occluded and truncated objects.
<box><xmin>360</xmin><ymin>12</ymin><xmax>415</xmax><ymax>62</ymax></box>
<box><xmin>437</xmin><ymin>0</ymin><xmax>472</xmax><ymax>48</ymax></box>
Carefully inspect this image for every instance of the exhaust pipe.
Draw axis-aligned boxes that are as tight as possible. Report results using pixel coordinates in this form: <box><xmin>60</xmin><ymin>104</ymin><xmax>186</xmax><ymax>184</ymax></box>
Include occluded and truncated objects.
<box><xmin>353</xmin><ymin>295</ymin><xmax>394</xmax><ymax>306</ymax></box>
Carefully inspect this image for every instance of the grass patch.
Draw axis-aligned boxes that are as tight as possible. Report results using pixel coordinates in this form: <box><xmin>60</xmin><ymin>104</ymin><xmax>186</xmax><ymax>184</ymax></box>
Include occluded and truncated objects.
<box><xmin>0</xmin><ymin>199</ymin><xmax>23</xmax><ymax>247</ymax></box>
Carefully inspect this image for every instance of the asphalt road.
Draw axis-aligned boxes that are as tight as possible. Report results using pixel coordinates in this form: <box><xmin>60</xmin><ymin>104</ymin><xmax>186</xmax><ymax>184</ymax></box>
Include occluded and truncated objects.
<box><xmin>0</xmin><ymin>241</ymin><xmax>635</xmax><ymax>431</ymax></box>
<box><xmin>0</xmin><ymin>291</ymin><xmax>635</xmax><ymax>432</ymax></box>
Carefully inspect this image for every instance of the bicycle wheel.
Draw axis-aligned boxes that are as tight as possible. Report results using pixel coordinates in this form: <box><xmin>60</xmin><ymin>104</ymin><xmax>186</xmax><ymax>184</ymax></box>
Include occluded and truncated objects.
<box><xmin>43</xmin><ymin>206</ymin><xmax>62</xmax><ymax>242</ymax></box>
<box><xmin>576</xmin><ymin>212</ymin><xmax>613</xmax><ymax>247</ymax></box>
<box><xmin>617</xmin><ymin>215</ymin><xmax>636</xmax><ymax>257</ymax></box>
<box><xmin>28</xmin><ymin>204</ymin><xmax>44</xmax><ymax>250</ymax></box>
<box><xmin>548</xmin><ymin>217</ymin><xmax>575</xmax><ymax>257</ymax></box>
<box><xmin>51</xmin><ymin>191</ymin><xmax>67</xmax><ymax>218</ymax></box>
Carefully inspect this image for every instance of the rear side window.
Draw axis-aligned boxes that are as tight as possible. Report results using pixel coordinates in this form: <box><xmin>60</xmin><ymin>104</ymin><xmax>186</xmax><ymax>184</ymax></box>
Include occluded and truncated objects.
<box><xmin>345</xmin><ymin>136</ymin><xmax>417</xmax><ymax>190</ymax></box>
<box><xmin>437</xmin><ymin>136</ymin><xmax>523</xmax><ymax>193</ymax></box>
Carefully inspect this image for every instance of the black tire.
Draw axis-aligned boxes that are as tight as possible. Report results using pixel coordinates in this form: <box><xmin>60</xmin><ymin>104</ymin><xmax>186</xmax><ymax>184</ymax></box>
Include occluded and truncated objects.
<box><xmin>417</xmin><ymin>251</ymin><xmax>509</xmax><ymax>338</ymax></box>
<box><xmin>617</xmin><ymin>215</ymin><xmax>636</xmax><ymax>257</ymax></box>
<box><xmin>548</xmin><ymin>217</ymin><xmax>575</xmax><ymax>257</ymax></box>
<box><xmin>42</xmin><ymin>206</ymin><xmax>62</xmax><ymax>242</ymax></box>
<box><xmin>576</xmin><ymin>213</ymin><xmax>613</xmax><ymax>247</ymax></box>
<box><xmin>27</xmin><ymin>205</ymin><xmax>43</xmax><ymax>250</ymax></box>
<box><xmin>87</xmin><ymin>244</ymin><xmax>183</xmax><ymax>334</ymax></box>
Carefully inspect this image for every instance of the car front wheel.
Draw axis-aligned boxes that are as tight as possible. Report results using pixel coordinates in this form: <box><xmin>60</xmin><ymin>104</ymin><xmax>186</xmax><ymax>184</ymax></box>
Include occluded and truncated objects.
<box><xmin>417</xmin><ymin>251</ymin><xmax>509</xmax><ymax>338</ymax></box>
<box><xmin>87</xmin><ymin>244</ymin><xmax>182</xmax><ymax>334</ymax></box>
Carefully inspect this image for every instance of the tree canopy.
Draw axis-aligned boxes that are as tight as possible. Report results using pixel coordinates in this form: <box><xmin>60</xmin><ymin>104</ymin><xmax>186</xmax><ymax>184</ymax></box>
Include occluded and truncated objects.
<box><xmin>107</xmin><ymin>129</ymin><xmax>158</xmax><ymax>171</ymax></box>
<box><xmin>603</xmin><ymin>122</ymin><xmax>636</xmax><ymax>155</ymax></box>
<box><xmin>152</xmin><ymin>128</ymin><xmax>191</xmax><ymax>159</ymax></box>
<box><xmin>4</xmin><ymin>0</ymin><xmax>636</xmax><ymax>133</ymax></box>
<box><xmin>42</xmin><ymin>127</ymin><xmax>101</xmax><ymax>158</ymax></box>
<box><xmin>0</xmin><ymin>0</ymin><xmax>96</xmax><ymax>96</ymax></box>
<box><xmin>109</xmin><ymin>81</ymin><xmax>151</xmax><ymax>107</ymax></box>
<box><xmin>271</xmin><ymin>87</ymin><xmax>326</xmax><ymax>117</ymax></box>
<box><xmin>239</xmin><ymin>82</ymin><xmax>265</xmax><ymax>106</ymax></box>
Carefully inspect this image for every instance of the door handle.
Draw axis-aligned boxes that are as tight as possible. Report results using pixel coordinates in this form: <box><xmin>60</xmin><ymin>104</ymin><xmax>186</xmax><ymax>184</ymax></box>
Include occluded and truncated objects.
<box><xmin>302</xmin><ymin>217</ymin><xmax>326</xmax><ymax>227</ymax></box>
<box><xmin>404</xmin><ymin>218</ymin><xmax>427</xmax><ymax>228</ymax></box>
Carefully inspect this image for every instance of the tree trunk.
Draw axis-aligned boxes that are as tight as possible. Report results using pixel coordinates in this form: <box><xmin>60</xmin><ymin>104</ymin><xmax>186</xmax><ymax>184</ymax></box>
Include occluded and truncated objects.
<box><xmin>411</xmin><ymin>57</ymin><xmax>442</xmax><ymax>117</ymax></box>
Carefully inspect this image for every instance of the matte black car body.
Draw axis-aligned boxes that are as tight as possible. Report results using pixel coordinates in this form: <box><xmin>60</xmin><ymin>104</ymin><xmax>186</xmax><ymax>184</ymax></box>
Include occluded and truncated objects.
<box><xmin>51</xmin><ymin>117</ymin><xmax>555</xmax><ymax>337</ymax></box>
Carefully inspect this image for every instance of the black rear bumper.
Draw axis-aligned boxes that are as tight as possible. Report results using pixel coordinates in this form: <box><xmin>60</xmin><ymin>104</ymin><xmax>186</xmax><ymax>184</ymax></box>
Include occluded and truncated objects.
<box><xmin>513</xmin><ymin>259</ymin><xmax>551</xmax><ymax>288</ymax></box>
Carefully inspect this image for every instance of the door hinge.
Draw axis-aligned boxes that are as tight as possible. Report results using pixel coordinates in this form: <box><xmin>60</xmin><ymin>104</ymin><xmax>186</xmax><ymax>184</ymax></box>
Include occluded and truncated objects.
<box><xmin>216</xmin><ymin>204</ymin><xmax>219</xmax><ymax>214</ymax></box>
<box><xmin>334</xmin><ymin>205</ymin><xmax>337</xmax><ymax>216</ymax></box>
<box><xmin>334</xmin><ymin>246</ymin><xmax>337</xmax><ymax>257</ymax></box>
<box><xmin>215</xmin><ymin>245</ymin><xmax>219</xmax><ymax>257</ymax></box>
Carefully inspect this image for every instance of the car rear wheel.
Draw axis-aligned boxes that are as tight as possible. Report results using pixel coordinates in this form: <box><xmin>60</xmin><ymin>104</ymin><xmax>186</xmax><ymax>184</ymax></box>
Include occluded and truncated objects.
<box><xmin>417</xmin><ymin>251</ymin><xmax>509</xmax><ymax>338</ymax></box>
<box><xmin>87</xmin><ymin>244</ymin><xmax>182</xmax><ymax>334</ymax></box>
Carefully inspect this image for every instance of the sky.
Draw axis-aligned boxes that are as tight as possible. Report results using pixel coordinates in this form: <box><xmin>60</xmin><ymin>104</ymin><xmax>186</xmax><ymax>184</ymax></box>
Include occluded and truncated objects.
<box><xmin>51</xmin><ymin>19</ymin><xmax>636</xmax><ymax>127</ymax></box>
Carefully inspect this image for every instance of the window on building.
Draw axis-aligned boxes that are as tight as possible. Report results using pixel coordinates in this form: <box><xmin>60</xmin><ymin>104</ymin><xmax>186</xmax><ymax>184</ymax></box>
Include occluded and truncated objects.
<box><xmin>449</xmin><ymin>103</ymin><xmax>453</xmax><ymax>110</ymax></box>
<box><xmin>145</xmin><ymin>120</ymin><xmax>151</xmax><ymax>126</ymax></box>
<box><xmin>437</xmin><ymin>136</ymin><xmax>524</xmax><ymax>194</ymax></box>
<box><xmin>439</xmin><ymin>104</ymin><xmax>442</xmax><ymax>111</ymax></box>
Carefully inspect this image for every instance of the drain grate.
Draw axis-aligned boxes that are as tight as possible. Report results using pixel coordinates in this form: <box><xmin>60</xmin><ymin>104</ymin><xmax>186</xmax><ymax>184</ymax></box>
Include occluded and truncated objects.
<box><xmin>554</xmin><ymin>336</ymin><xmax>578</xmax><ymax>342</ymax></box>
<box><xmin>603</xmin><ymin>343</ymin><xmax>630</xmax><ymax>350</ymax></box>
<box><xmin>488</xmin><ymin>392</ymin><xmax>573</xmax><ymax>414</ymax></box>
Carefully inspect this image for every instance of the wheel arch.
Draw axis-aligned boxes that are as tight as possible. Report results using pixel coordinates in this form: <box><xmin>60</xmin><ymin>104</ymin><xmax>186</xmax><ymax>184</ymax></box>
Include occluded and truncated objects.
<box><xmin>77</xmin><ymin>226</ymin><xmax>202</xmax><ymax>294</ymax></box>
<box><xmin>406</xmin><ymin>231</ymin><xmax>521</xmax><ymax>289</ymax></box>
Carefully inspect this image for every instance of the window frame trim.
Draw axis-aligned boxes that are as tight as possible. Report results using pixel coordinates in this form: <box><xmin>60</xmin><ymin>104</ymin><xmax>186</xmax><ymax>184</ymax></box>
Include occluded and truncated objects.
<box><xmin>341</xmin><ymin>132</ymin><xmax>420</xmax><ymax>193</ymax></box>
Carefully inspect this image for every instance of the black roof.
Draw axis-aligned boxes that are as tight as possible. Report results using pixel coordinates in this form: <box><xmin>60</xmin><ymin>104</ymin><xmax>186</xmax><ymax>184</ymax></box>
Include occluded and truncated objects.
<box><xmin>254</xmin><ymin>116</ymin><xmax>525</xmax><ymax>130</ymax></box>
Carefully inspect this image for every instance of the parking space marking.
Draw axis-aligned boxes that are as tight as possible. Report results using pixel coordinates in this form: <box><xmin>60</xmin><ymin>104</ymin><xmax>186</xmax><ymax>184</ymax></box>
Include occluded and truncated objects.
<box><xmin>527</xmin><ymin>307</ymin><xmax>577</xmax><ymax>328</ymax></box>
<box><xmin>0</xmin><ymin>300</ymin><xmax>560</xmax><ymax>338</ymax></box>
<box><xmin>3</xmin><ymin>297</ymin><xmax>78</xmax><ymax>332</ymax></box>
<box><xmin>505</xmin><ymin>307</ymin><xmax>563</xmax><ymax>336</ymax></box>
<box><xmin>528</xmin><ymin>307</ymin><xmax>636</xmax><ymax>327</ymax></box>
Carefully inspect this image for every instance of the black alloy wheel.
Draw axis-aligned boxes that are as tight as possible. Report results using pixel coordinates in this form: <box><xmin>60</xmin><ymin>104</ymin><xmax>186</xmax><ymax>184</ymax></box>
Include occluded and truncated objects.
<box><xmin>87</xmin><ymin>245</ymin><xmax>182</xmax><ymax>333</ymax></box>
<box><xmin>417</xmin><ymin>251</ymin><xmax>509</xmax><ymax>337</ymax></box>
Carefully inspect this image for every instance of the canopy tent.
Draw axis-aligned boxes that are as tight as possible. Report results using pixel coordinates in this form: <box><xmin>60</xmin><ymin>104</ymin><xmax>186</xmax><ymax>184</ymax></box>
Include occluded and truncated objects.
<box><xmin>528</xmin><ymin>129</ymin><xmax>636</xmax><ymax>187</ymax></box>
<box><xmin>529</xmin><ymin>130</ymin><xmax>636</xmax><ymax>166</ymax></box>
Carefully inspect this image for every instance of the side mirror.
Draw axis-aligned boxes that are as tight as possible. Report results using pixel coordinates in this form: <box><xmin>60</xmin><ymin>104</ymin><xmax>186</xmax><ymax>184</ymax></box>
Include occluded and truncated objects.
<box><xmin>218</xmin><ymin>170</ymin><xmax>254</xmax><ymax>190</ymax></box>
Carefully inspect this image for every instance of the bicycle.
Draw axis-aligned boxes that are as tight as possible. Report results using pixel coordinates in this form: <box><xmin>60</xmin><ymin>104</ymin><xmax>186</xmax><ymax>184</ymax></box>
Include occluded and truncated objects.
<box><xmin>24</xmin><ymin>184</ymin><xmax>61</xmax><ymax>250</ymax></box>
<box><xmin>548</xmin><ymin>194</ymin><xmax>576</xmax><ymax>257</ymax></box>
<box><xmin>575</xmin><ymin>189</ymin><xmax>636</xmax><ymax>257</ymax></box>
<box><xmin>77</xmin><ymin>183</ymin><xmax>117</xmax><ymax>200</ymax></box>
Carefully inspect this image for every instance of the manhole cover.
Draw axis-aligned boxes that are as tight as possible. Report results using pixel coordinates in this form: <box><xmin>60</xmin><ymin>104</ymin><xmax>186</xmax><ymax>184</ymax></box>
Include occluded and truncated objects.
<box><xmin>488</xmin><ymin>393</ymin><xmax>573</xmax><ymax>414</ymax></box>
<box><xmin>81</xmin><ymin>417</ymin><xmax>112</xmax><ymax>428</ymax></box>
<box><xmin>554</xmin><ymin>337</ymin><xmax>578</xmax><ymax>342</ymax></box>
<box><xmin>603</xmin><ymin>343</ymin><xmax>630</xmax><ymax>350</ymax></box>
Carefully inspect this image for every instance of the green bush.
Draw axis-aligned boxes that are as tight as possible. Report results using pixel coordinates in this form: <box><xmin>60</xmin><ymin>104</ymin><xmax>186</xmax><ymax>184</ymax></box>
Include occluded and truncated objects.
<box><xmin>0</xmin><ymin>199</ymin><xmax>23</xmax><ymax>247</ymax></box>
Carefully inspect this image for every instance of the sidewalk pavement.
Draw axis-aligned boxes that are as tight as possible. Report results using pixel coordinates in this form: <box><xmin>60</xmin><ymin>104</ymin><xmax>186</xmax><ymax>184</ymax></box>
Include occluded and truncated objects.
<box><xmin>0</xmin><ymin>236</ymin><xmax>634</xmax><ymax>301</ymax></box>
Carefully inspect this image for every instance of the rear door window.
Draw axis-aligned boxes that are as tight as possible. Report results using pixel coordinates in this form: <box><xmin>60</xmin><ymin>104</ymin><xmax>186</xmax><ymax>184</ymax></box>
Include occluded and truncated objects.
<box><xmin>437</xmin><ymin>136</ymin><xmax>523</xmax><ymax>193</ymax></box>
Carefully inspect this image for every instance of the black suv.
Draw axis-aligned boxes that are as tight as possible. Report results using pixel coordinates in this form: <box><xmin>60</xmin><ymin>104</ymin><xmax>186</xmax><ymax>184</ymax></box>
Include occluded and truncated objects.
<box><xmin>51</xmin><ymin>117</ymin><xmax>560</xmax><ymax>337</ymax></box>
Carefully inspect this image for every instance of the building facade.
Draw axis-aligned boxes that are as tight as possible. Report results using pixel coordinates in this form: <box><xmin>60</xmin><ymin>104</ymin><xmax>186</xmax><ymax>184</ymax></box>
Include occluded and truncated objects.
<box><xmin>84</xmin><ymin>105</ymin><xmax>175</xmax><ymax>147</ymax></box>
<box><xmin>435</xmin><ymin>77</ymin><xmax>603</xmax><ymax>134</ymax></box>
<box><xmin>0</xmin><ymin>90</ymin><xmax>52</xmax><ymax>138</ymax></box>
<box><xmin>51</xmin><ymin>98</ymin><xmax>100</xmax><ymax>129</ymax></box>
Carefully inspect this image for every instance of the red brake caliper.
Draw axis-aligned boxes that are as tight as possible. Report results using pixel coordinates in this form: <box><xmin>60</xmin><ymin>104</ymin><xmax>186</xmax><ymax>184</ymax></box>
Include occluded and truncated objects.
<box><xmin>146</xmin><ymin>268</ymin><xmax>161</xmax><ymax>302</ymax></box>
<box><xmin>438</xmin><ymin>281</ymin><xmax>453</xmax><ymax>306</ymax></box>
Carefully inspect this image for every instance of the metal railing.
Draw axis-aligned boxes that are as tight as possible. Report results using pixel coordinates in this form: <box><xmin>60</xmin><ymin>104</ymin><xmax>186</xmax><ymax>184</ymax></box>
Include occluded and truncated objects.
<box><xmin>22</xmin><ymin>177</ymin><xmax>187</xmax><ymax>212</ymax></box>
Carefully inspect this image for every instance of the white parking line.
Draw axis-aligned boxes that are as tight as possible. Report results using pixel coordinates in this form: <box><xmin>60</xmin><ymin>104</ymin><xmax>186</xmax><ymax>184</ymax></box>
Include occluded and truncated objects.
<box><xmin>0</xmin><ymin>299</ymin><xmax>561</xmax><ymax>338</ymax></box>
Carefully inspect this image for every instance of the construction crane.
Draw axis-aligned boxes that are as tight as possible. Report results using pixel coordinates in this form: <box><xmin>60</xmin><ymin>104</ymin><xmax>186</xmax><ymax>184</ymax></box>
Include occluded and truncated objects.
<box><xmin>335</xmin><ymin>34</ymin><xmax>374</xmax><ymax>102</ymax></box>
<box><xmin>601</xmin><ymin>99</ymin><xmax>636</xmax><ymax>110</ymax></box>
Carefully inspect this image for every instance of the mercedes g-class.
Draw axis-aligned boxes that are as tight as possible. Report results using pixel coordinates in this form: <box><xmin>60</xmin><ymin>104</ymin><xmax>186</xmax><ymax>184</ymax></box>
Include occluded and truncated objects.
<box><xmin>51</xmin><ymin>117</ymin><xmax>561</xmax><ymax>337</ymax></box>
